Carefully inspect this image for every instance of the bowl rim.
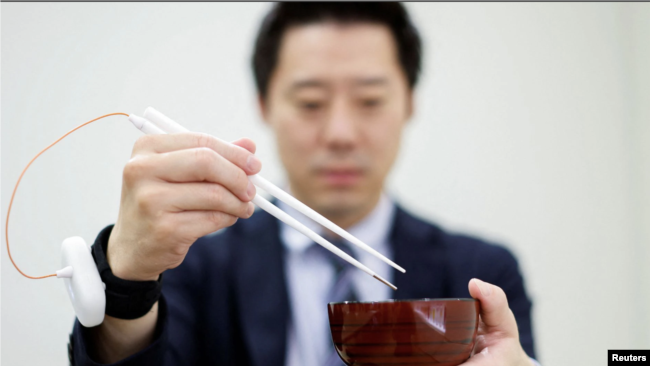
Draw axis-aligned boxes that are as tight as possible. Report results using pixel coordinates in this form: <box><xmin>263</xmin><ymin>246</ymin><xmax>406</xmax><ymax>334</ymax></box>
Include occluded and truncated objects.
<box><xmin>328</xmin><ymin>297</ymin><xmax>477</xmax><ymax>305</ymax></box>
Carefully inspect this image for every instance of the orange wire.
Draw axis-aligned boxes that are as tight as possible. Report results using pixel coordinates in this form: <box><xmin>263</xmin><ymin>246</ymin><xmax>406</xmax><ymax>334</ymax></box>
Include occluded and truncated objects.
<box><xmin>5</xmin><ymin>112</ymin><xmax>130</xmax><ymax>279</ymax></box>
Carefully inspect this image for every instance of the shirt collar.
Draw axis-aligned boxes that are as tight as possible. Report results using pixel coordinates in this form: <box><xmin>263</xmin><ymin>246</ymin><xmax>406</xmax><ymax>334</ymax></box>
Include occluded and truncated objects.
<box><xmin>279</xmin><ymin>193</ymin><xmax>396</xmax><ymax>255</ymax></box>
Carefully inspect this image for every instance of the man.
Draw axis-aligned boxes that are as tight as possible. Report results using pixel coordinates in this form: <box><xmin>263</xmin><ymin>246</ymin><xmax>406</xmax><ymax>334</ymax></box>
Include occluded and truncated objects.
<box><xmin>70</xmin><ymin>3</ymin><xmax>538</xmax><ymax>365</ymax></box>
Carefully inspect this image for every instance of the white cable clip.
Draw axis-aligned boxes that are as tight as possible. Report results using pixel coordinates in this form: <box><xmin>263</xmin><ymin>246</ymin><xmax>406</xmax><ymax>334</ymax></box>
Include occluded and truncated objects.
<box><xmin>56</xmin><ymin>266</ymin><xmax>73</xmax><ymax>278</ymax></box>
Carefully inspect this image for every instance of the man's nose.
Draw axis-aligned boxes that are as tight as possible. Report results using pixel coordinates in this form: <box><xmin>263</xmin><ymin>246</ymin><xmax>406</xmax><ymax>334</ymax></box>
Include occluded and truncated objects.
<box><xmin>322</xmin><ymin>100</ymin><xmax>359</xmax><ymax>150</ymax></box>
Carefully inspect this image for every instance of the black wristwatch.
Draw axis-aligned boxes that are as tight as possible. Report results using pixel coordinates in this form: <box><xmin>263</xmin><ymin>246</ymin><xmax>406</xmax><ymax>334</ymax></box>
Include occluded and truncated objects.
<box><xmin>91</xmin><ymin>225</ymin><xmax>163</xmax><ymax>320</ymax></box>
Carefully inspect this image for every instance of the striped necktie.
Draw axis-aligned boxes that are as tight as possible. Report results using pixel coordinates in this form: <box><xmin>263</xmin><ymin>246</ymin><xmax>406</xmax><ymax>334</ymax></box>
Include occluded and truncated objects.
<box><xmin>311</xmin><ymin>239</ymin><xmax>358</xmax><ymax>366</ymax></box>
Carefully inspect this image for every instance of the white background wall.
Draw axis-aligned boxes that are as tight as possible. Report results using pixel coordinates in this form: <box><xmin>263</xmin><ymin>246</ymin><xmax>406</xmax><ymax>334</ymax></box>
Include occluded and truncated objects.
<box><xmin>2</xmin><ymin>3</ymin><xmax>648</xmax><ymax>365</ymax></box>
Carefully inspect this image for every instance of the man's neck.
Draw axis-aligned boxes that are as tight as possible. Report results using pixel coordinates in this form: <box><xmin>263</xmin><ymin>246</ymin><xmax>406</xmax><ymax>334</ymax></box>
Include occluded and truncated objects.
<box><xmin>286</xmin><ymin>189</ymin><xmax>382</xmax><ymax>231</ymax></box>
<box><xmin>278</xmin><ymin>190</ymin><xmax>394</xmax><ymax>255</ymax></box>
<box><xmin>323</xmin><ymin>194</ymin><xmax>382</xmax><ymax>231</ymax></box>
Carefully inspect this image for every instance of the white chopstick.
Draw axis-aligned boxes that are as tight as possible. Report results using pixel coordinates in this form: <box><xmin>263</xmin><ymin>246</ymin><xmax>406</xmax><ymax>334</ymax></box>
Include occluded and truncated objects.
<box><xmin>251</xmin><ymin>195</ymin><xmax>395</xmax><ymax>289</ymax></box>
<box><xmin>248</xmin><ymin>174</ymin><xmax>405</xmax><ymax>273</ymax></box>
<box><xmin>128</xmin><ymin>108</ymin><xmax>401</xmax><ymax>290</ymax></box>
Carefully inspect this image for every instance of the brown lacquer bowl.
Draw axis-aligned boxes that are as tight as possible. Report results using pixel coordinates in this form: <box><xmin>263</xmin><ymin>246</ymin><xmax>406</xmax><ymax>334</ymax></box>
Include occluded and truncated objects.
<box><xmin>328</xmin><ymin>299</ymin><xmax>479</xmax><ymax>366</ymax></box>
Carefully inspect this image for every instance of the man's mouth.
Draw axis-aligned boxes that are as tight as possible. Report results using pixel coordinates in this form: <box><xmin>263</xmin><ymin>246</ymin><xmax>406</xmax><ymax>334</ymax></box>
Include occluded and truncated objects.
<box><xmin>318</xmin><ymin>168</ymin><xmax>364</xmax><ymax>186</ymax></box>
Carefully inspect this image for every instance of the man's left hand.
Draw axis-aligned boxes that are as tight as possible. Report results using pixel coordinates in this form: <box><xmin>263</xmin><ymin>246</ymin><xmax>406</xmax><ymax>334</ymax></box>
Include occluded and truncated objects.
<box><xmin>461</xmin><ymin>279</ymin><xmax>534</xmax><ymax>366</ymax></box>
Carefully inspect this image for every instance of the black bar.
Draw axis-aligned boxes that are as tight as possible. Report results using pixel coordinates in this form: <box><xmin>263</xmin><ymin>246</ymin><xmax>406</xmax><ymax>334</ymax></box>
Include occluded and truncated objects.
<box><xmin>608</xmin><ymin>350</ymin><xmax>650</xmax><ymax>365</ymax></box>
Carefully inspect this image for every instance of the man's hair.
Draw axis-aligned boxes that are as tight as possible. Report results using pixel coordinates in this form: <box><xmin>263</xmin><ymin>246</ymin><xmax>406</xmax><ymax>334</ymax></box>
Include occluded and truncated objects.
<box><xmin>252</xmin><ymin>2</ymin><xmax>422</xmax><ymax>100</ymax></box>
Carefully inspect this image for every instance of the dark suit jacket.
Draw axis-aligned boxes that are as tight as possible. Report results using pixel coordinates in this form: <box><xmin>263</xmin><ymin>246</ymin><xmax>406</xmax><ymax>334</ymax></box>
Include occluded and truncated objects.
<box><xmin>70</xmin><ymin>205</ymin><xmax>536</xmax><ymax>365</ymax></box>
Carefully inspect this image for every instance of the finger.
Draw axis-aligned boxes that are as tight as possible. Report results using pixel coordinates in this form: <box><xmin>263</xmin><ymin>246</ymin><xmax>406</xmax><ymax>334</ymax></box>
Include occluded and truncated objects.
<box><xmin>173</xmin><ymin>210</ymin><xmax>240</xmax><ymax>239</ymax></box>
<box><xmin>129</xmin><ymin>148</ymin><xmax>255</xmax><ymax>202</ymax></box>
<box><xmin>132</xmin><ymin>133</ymin><xmax>262</xmax><ymax>175</ymax></box>
<box><xmin>458</xmin><ymin>345</ymin><xmax>492</xmax><ymax>366</ymax></box>
<box><xmin>231</xmin><ymin>138</ymin><xmax>256</xmax><ymax>154</ymax></box>
<box><xmin>468</xmin><ymin>279</ymin><xmax>519</xmax><ymax>337</ymax></box>
<box><xmin>164</xmin><ymin>182</ymin><xmax>255</xmax><ymax>219</ymax></box>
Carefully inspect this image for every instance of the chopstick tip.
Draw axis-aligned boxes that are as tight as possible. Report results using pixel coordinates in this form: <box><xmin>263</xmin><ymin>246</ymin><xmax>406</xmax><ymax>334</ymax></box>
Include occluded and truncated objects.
<box><xmin>373</xmin><ymin>274</ymin><xmax>397</xmax><ymax>291</ymax></box>
<box><xmin>387</xmin><ymin>261</ymin><xmax>406</xmax><ymax>273</ymax></box>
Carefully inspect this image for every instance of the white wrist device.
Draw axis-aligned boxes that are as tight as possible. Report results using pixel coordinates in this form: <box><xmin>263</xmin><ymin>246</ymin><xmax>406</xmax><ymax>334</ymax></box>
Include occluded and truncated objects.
<box><xmin>60</xmin><ymin>237</ymin><xmax>106</xmax><ymax>327</ymax></box>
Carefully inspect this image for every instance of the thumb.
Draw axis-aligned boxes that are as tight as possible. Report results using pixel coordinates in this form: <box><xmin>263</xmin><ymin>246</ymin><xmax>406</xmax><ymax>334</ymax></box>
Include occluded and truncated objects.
<box><xmin>468</xmin><ymin>278</ymin><xmax>519</xmax><ymax>337</ymax></box>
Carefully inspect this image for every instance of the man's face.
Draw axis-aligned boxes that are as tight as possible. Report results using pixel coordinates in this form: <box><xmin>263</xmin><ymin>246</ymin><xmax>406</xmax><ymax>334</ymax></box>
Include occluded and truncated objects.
<box><xmin>261</xmin><ymin>22</ymin><xmax>412</xmax><ymax>221</ymax></box>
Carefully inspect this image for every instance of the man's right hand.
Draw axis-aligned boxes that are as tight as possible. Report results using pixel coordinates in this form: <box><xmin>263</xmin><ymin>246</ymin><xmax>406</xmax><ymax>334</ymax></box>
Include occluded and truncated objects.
<box><xmin>106</xmin><ymin>133</ymin><xmax>261</xmax><ymax>281</ymax></box>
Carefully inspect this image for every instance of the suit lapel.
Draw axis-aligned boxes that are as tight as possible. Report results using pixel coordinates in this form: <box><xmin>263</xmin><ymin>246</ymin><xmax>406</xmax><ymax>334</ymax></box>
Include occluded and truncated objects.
<box><xmin>390</xmin><ymin>206</ymin><xmax>450</xmax><ymax>299</ymax></box>
<box><xmin>232</xmin><ymin>210</ymin><xmax>289</xmax><ymax>366</ymax></box>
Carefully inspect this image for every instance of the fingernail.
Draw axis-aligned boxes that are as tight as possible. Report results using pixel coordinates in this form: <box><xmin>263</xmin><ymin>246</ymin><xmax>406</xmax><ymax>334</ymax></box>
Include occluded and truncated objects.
<box><xmin>246</xmin><ymin>155</ymin><xmax>261</xmax><ymax>172</ymax></box>
<box><xmin>476</xmin><ymin>279</ymin><xmax>492</xmax><ymax>297</ymax></box>
<box><xmin>247</xmin><ymin>203</ymin><xmax>255</xmax><ymax>217</ymax></box>
<box><xmin>246</xmin><ymin>180</ymin><xmax>256</xmax><ymax>200</ymax></box>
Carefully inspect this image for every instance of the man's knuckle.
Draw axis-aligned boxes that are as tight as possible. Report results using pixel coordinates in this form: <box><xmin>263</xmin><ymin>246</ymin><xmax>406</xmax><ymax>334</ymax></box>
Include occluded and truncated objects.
<box><xmin>233</xmin><ymin>147</ymin><xmax>250</xmax><ymax>166</ymax></box>
<box><xmin>194</xmin><ymin>147</ymin><xmax>216</xmax><ymax>168</ymax></box>
<box><xmin>235</xmin><ymin>170</ymin><xmax>249</xmax><ymax>193</ymax></box>
<box><xmin>133</xmin><ymin>135</ymin><xmax>154</xmax><ymax>152</ymax></box>
<box><xmin>123</xmin><ymin>157</ymin><xmax>144</xmax><ymax>183</ymax></box>
<box><xmin>194</xmin><ymin>132</ymin><xmax>213</xmax><ymax>149</ymax></box>
<box><xmin>136</xmin><ymin>188</ymin><xmax>159</xmax><ymax>213</ymax></box>
<box><xmin>207</xmin><ymin>211</ymin><xmax>225</xmax><ymax>226</ymax></box>
<box><xmin>207</xmin><ymin>211</ymin><xmax>238</xmax><ymax>228</ymax></box>
<box><xmin>207</xmin><ymin>185</ymin><xmax>224</xmax><ymax>206</ymax></box>
<box><xmin>239</xmin><ymin>204</ymin><xmax>251</xmax><ymax>218</ymax></box>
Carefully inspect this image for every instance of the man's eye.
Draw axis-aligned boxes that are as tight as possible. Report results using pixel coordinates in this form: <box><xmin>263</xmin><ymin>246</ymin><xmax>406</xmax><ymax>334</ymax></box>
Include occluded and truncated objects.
<box><xmin>299</xmin><ymin>101</ymin><xmax>323</xmax><ymax>111</ymax></box>
<box><xmin>361</xmin><ymin>99</ymin><xmax>383</xmax><ymax>108</ymax></box>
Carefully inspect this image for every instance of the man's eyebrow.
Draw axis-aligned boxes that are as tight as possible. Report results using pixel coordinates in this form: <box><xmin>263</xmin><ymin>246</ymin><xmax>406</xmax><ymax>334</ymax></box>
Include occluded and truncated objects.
<box><xmin>287</xmin><ymin>80</ymin><xmax>328</xmax><ymax>94</ymax></box>
<box><xmin>285</xmin><ymin>77</ymin><xmax>389</xmax><ymax>96</ymax></box>
<box><xmin>354</xmin><ymin>77</ymin><xmax>389</xmax><ymax>87</ymax></box>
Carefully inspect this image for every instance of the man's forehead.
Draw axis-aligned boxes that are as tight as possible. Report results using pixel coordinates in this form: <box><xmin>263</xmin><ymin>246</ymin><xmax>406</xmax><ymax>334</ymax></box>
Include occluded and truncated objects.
<box><xmin>273</xmin><ymin>23</ymin><xmax>402</xmax><ymax>91</ymax></box>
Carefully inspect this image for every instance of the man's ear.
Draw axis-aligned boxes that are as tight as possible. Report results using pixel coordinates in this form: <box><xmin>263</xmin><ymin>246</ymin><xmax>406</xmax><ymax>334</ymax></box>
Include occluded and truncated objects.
<box><xmin>405</xmin><ymin>90</ymin><xmax>415</xmax><ymax>123</ymax></box>
<box><xmin>258</xmin><ymin>94</ymin><xmax>270</xmax><ymax>124</ymax></box>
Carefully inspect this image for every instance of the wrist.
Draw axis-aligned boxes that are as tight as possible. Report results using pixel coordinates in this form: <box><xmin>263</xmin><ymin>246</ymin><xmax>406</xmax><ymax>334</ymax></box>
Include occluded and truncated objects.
<box><xmin>109</xmin><ymin>256</ymin><xmax>160</xmax><ymax>282</ymax></box>
<box><xmin>107</xmin><ymin>228</ymin><xmax>159</xmax><ymax>282</ymax></box>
